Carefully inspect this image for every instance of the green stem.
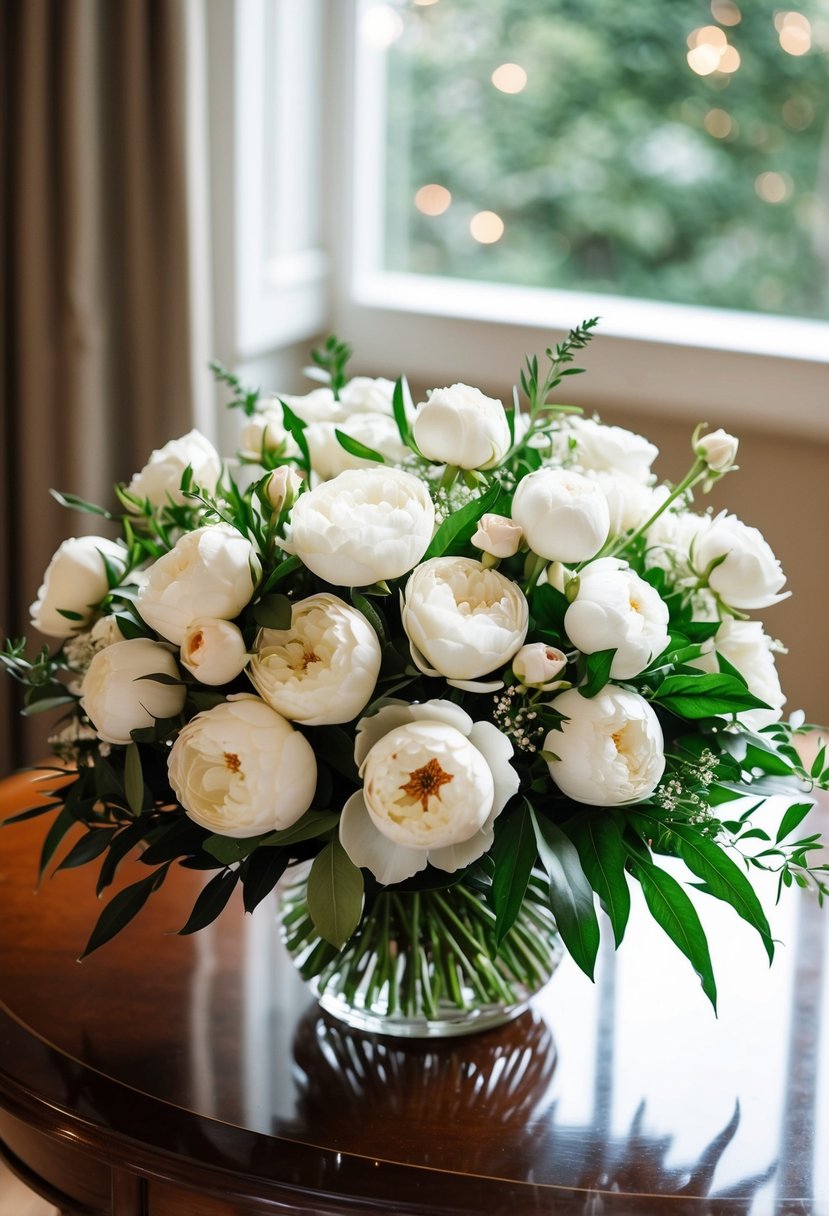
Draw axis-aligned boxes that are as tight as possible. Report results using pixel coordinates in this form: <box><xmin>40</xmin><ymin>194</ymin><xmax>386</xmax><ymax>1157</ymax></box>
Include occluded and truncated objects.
<box><xmin>602</xmin><ymin>456</ymin><xmax>709</xmax><ymax>563</ymax></box>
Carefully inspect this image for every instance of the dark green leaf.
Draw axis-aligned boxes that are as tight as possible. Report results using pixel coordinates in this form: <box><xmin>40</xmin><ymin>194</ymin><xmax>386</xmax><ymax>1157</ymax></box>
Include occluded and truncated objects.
<box><xmin>253</xmin><ymin>594</ymin><xmax>293</xmax><ymax>630</ymax></box>
<box><xmin>350</xmin><ymin>591</ymin><xmax>387</xmax><ymax>644</ymax></box>
<box><xmin>261</xmin><ymin>553</ymin><xmax>302</xmax><ymax>595</ymax></box>
<box><xmin>743</xmin><ymin>742</ymin><xmax>794</xmax><ymax>777</ymax></box>
<box><xmin>260</xmin><ymin>810</ymin><xmax>341</xmax><ymax>848</ymax></box>
<box><xmin>124</xmin><ymin>743</ymin><xmax>144</xmax><ymax>815</ymax></box>
<box><xmin>565</xmin><ymin>814</ymin><xmax>630</xmax><ymax>946</ymax></box>
<box><xmin>392</xmin><ymin>376</ymin><xmax>417</xmax><ymax>449</ymax></box>
<box><xmin>178</xmin><ymin>869</ymin><xmax>240</xmax><ymax>935</ymax></box>
<box><xmin>531</xmin><ymin>808</ymin><xmax>600</xmax><ymax>979</ymax></box>
<box><xmin>56</xmin><ymin>827</ymin><xmax>118</xmax><ymax>871</ymax></box>
<box><xmin>241</xmin><ymin>848</ymin><xmax>290</xmax><ymax>914</ymax></box>
<box><xmin>307</xmin><ymin>838</ymin><xmax>364</xmax><ymax>948</ymax></box>
<box><xmin>579</xmin><ymin>649</ymin><xmax>616</xmax><ymax>699</ymax></box>
<box><xmin>203</xmin><ymin>832</ymin><xmax>268</xmax><ymax>865</ymax></box>
<box><xmin>310</xmin><ymin>726</ymin><xmax>359</xmax><ymax>783</ymax></box>
<box><xmin>97</xmin><ymin>819</ymin><xmax>155</xmax><ymax>893</ymax></box>
<box><xmin>80</xmin><ymin>864</ymin><xmax>170</xmax><ymax>958</ymax></box>
<box><xmin>632</xmin><ymin>859</ymin><xmax>717</xmax><ymax>1010</ymax></box>
<box><xmin>1</xmin><ymin>800</ymin><xmax>64</xmax><ymax>826</ymax></box>
<box><xmin>38</xmin><ymin>805</ymin><xmax>79</xmax><ymax>880</ymax></box>
<box><xmin>334</xmin><ymin>429</ymin><xmax>386</xmax><ymax>463</ymax></box>
<box><xmin>490</xmin><ymin>802</ymin><xmax>538</xmax><ymax>945</ymax></box>
<box><xmin>423</xmin><ymin>481</ymin><xmax>502</xmax><ymax>559</ymax></box>
<box><xmin>133</xmin><ymin>672</ymin><xmax>186</xmax><ymax>686</ymax></box>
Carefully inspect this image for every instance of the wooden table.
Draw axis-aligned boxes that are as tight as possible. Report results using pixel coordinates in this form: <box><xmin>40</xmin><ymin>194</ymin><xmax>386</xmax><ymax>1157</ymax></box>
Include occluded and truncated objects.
<box><xmin>0</xmin><ymin>769</ymin><xmax>828</xmax><ymax>1215</ymax></box>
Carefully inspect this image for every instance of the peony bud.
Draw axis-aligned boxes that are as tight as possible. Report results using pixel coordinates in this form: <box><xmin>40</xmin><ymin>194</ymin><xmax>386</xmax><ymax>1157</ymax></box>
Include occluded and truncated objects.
<box><xmin>263</xmin><ymin>465</ymin><xmax>302</xmax><ymax>513</ymax></box>
<box><xmin>471</xmin><ymin>513</ymin><xmax>523</xmax><ymax>559</ymax></box>
<box><xmin>512</xmin><ymin>642</ymin><xmax>567</xmax><ymax>690</ymax></box>
<box><xmin>180</xmin><ymin>618</ymin><xmax>249</xmax><ymax>686</ymax></box>
<box><xmin>696</xmin><ymin>428</ymin><xmax>739</xmax><ymax>474</ymax></box>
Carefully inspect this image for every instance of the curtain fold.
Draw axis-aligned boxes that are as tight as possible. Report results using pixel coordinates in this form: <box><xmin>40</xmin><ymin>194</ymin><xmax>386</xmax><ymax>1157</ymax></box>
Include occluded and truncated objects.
<box><xmin>1</xmin><ymin>0</ymin><xmax>196</xmax><ymax>774</ymax></box>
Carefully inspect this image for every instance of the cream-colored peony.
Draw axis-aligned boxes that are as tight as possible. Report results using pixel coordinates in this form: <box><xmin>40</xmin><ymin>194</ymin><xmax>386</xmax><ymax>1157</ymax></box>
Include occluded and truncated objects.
<box><xmin>180</xmin><ymin>618</ymin><xmax>249</xmax><ymax>686</ymax></box>
<box><xmin>81</xmin><ymin>638</ymin><xmax>186</xmax><ymax>745</ymax></box>
<box><xmin>413</xmin><ymin>383</ymin><xmax>511</xmax><ymax>470</ymax></box>
<box><xmin>30</xmin><ymin>537</ymin><xmax>127</xmax><ymax>638</ymax></box>
<box><xmin>126</xmin><ymin>429</ymin><xmax>222</xmax><ymax>506</ymax></box>
<box><xmin>564</xmin><ymin>558</ymin><xmax>671</xmax><ymax>679</ymax></box>
<box><xmin>511</xmin><ymin>468</ymin><xmax>610</xmax><ymax>563</ymax></box>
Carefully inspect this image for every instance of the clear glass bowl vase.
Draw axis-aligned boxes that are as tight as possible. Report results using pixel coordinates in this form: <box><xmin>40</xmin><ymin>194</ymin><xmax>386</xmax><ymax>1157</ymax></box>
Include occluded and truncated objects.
<box><xmin>277</xmin><ymin>866</ymin><xmax>563</xmax><ymax>1038</ymax></box>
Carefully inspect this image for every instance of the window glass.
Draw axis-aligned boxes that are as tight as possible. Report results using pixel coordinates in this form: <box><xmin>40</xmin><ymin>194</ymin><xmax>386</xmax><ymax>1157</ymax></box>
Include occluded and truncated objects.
<box><xmin>377</xmin><ymin>0</ymin><xmax>829</xmax><ymax>320</ymax></box>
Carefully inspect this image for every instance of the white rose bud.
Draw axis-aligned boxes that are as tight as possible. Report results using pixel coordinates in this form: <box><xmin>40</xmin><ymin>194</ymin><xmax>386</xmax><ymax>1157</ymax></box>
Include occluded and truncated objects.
<box><xmin>511</xmin><ymin>468</ymin><xmax>610</xmax><ymax>563</ymax></box>
<box><xmin>413</xmin><ymin>383</ymin><xmax>510</xmax><ymax>470</ymax></box>
<box><xmin>513</xmin><ymin>642</ymin><xmax>567</xmax><ymax>690</ymax></box>
<box><xmin>137</xmin><ymin>524</ymin><xmax>261</xmax><ymax>644</ymax></box>
<box><xmin>564</xmin><ymin>558</ymin><xmax>671</xmax><ymax>679</ymax></box>
<box><xmin>81</xmin><ymin>638</ymin><xmax>186</xmax><ymax>745</ymax></box>
<box><xmin>693</xmin><ymin>511</ymin><xmax>789</xmax><ymax>610</ymax></box>
<box><xmin>286</xmin><ymin>467</ymin><xmax>434</xmax><ymax>586</ymax></box>
<box><xmin>126</xmin><ymin>429</ymin><xmax>222</xmax><ymax>507</ymax></box>
<box><xmin>248</xmin><ymin>593</ymin><xmax>382</xmax><ymax>725</ymax></box>
<box><xmin>263</xmin><ymin>465</ymin><xmax>302</xmax><ymax>513</ymax></box>
<box><xmin>402</xmin><ymin>557</ymin><xmax>529</xmax><ymax>682</ymax></box>
<box><xmin>168</xmin><ymin>697</ymin><xmax>316</xmax><ymax>838</ymax></box>
<box><xmin>545</xmin><ymin>686</ymin><xmax>665</xmax><ymax>805</ymax></box>
<box><xmin>471</xmin><ymin>513</ymin><xmax>523</xmax><ymax>559</ymax></box>
<box><xmin>339</xmin><ymin>699</ymin><xmax>519</xmax><ymax>885</ymax></box>
<box><xmin>180</xmin><ymin>619</ymin><xmax>249</xmax><ymax>686</ymax></box>
<box><xmin>696</xmin><ymin>427</ymin><xmax>739</xmax><ymax>473</ymax></box>
<box><xmin>30</xmin><ymin>536</ymin><xmax>127</xmax><ymax>638</ymax></box>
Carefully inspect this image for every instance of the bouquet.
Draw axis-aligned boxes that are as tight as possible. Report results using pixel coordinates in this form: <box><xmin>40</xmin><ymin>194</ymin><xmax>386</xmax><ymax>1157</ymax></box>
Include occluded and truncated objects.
<box><xmin>4</xmin><ymin>321</ymin><xmax>828</xmax><ymax>1024</ymax></box>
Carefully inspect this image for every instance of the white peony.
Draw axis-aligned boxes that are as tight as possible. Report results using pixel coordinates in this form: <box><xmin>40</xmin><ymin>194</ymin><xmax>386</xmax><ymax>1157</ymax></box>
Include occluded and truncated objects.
<box><xmin>339</xmin><ymin>376</ymin><xmax>396</xmax><ymax>415</ymax></box>
<box><xmin>30</xmin><ymin>536</ymin><xmax>127</xmax><ymax>638</ymax></box>
<box><xmin>545</xmin><ymin>686</ymin><xmax>665</xmax><ymax>805</ymax></box>
<box><xmin>167</xmin><ymin>696</ymin><xmax>317</xmax><ymax>838</ymax></box>
<box><xmin>305</xmin><ymin>414</ymin><xmax>409</xmax><ymax>481</ymax></box>
<box><xmin>339</xmin><ymin>699</ymin><xmax>519</xmax><ymax>884</ymax></box>
<box><xmin>551</xmin><ymin>416</ymin><xmax>659</xmax><ymax>482</ymax></box>
<box><xmin>694</xmin><ymin>618</ymin><xmax>786</xmax><ymax>732</ymax></box>
<box><xmin>402</xmin><ymin>557</ymin><xmax>529</xmax><ymax>683</ymax></box>
<box><xmin>413</xmin><ymin>383</ymin><xmax>510</xmax><ymax>470</ymax></box>
<box><xmin>286</xmin><ymin>467</ymin><xmax>434</xmax><ymax>587</ymax></box>
<box><xmin>692</xmin><ymin>511</ymin><xmax>789</xmax><ymax>610</ymax></box>
<box><xmin>238</xmin><ymin>408</ymin><xmax>297</xmax><ymax>463</ymax></box>
<box><xmin>126</xmin><ymin>429</ymin><xmax>222</xmax><ymax>507</ymax></box>
<box><xmin>248</xmin><ymin>593</ymin><xmax>382</xmax><ymax>725</ymax></box>
<box><xmin>511</xmin><ymin>468</ymin><xmax>610</xmax><ymax>563</ymax></box>
<box><xmin>584</xmin><ymin>470</ymin><xmax>669</xmax><ymax>537</ymax></box>
<box><xmin>81</xmin><ymin>638</ymin><xmax>186</xmax><ymax>745</ymax></box>
<box><xmin>180</xmin><ymin>618</ymin><xmax>249</xmax><ymax>686</ymax></box>
<box><xmin>137</xmin><ymin>524</ymin><xmax>260</xmax><ymax>645</ymax></box>
<box><xmin>512</xmin><ymin>642</ymin><xmax>568</xmax><ymax>690</ymax></box>
<box><xmin>565</xmin><ymin>558</ymin><xmax>671</xmax><ymax>679</ymax></box>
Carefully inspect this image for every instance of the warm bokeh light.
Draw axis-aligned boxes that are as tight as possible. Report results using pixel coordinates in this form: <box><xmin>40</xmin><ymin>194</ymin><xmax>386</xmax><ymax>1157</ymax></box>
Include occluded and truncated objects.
<box><xmin>774</xmin><ymin>10</ymin><xmax>810</xmax><ymax>32</ymax></box>
<box><xmin>718</xmin><ymin>45</ymin><xmax>741</xmax><ymax>72</ymax></box>
<box><xmin>704</xmin><ymin>108</ymin><xmax>734</xmax><ymax>137</ymax></box>
<box><xmin>755</xmin><ymin>171</ymin><xmax>793</xmax><ymax>203</ymax></box>
<box><xmin>687</xmin><ymin>44</ymin><xmax>722</xmax><ymax>75</ymax></box>
<box><xmin>779</xmin><ymin>26</ymin><xmax>812</xmax><ymax>55</ymax></box>
<box><xmin>491</xmin><ymin>63</ymin><xmax>528</xmax><ymax>93</ymax></box>
<box><xmin>361</xmin><ymin>4</ymin><xmax>404</xmax><ymax>48</ymax></box>
<box><xmin>711</xmin><ymin>0</ymin><xmax>741</xmax><ymax>25</ymax></box>
<box><xmin>687</xmin><ymin>26</ymin><xmax>741</xmax><ymax>75</ymax></box>
<box><xmin>687</xmin><ymin>25</ymin><xmax>727</xmax><ymax>49</ymax></box>
<box><xmin>470</xmin><ymin>211</ymin><xmax>505</xmax><ymax>243</ymax></box>
<box><xmin>413</xmin><ymin>0</ymin><xmax>440</xmax><ymax>6</ymax></box>
<box><xmin>414</xmin><ymin>184</ymin><xmax>452</xmax><ymax>216</ymax></box>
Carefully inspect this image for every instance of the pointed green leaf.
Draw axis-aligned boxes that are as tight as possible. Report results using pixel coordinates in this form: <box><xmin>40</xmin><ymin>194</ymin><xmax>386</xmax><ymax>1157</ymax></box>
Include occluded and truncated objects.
<box><xmin>241</xmin><ymin>848</ymin><xmax>290</xmax><ymax>914</ymax></box>
<box><xmin>253</xmin><ymin>593</ymin><xmax>293</xmax><ymax>630</ymax></box>
<box><xmin>56</xmin><ymin>827</ymin><xmax>118</xmax><ymax>872</ymax></box>
<box><xmin>203</xmin><ymin>832</ymin><xmax>268</xmax><ymax>865</ymax></box>
<box><xmin>424</xmin><ymin>481</ymin><xmax>502</xmax><ymax>560</ymax></box>
<box><xmin>178</xmin><ymin>868</ymin><xmax>240</xmax><ymax>935</ymax></box>
<box><xmin>775</xmin><ymin>800</ymin><xmax>815</xmax><ymax>845</ymax></box>
<box><xmin>350</xmin><ymin>591</ymin><xmax>387</xmax><ymax>644</ymax></box>
<box><xmin>565</xmin><ymin>814</ymin><xmax>630</xmax><ymax>946</ymax></box>
<box><xmin>530</xmin><ymin>808</ymin><xmax>600</xmax><ymax>979</ymax></box>
<box><xmin>307</xmin><ymin>838</ymin><xmax>364</xmax><ymax>948</ymax></box>
<box><xmin>334</xmin><ymin>429</ymin><xmax>386</xmax><ymax>464</ymax></box>
<box><xmin>392</xmin><ymin>376</ymin><xmax>417</xmax><ymax>450</ymax></box>
<box><xmin>80</xmin><ymin>864</ymin><xmax>170</xmax><ymax>958</ymax></box>
<box><xmin>124</xmin><ymin>743</ymin><xmax>144</xmax><ymax>815</ymax></box>
<box><xmin>632</xmin><ymin>859</ymin><xmax>717</xmax><ymax>1011</ymax></box>
<box><xmin>490</xmin><ymin>802</ymin><xmax>538</xmax><ymax>945</ymax></box>
<box><xmin>38</xmin><ymin>805</ymin><xmax>79</xmax><ymax>880</ymax></box>
<box><xmin>579</xmin><ymin>649</ymin><xmax>617</xmax><ymax>699</ymax></box>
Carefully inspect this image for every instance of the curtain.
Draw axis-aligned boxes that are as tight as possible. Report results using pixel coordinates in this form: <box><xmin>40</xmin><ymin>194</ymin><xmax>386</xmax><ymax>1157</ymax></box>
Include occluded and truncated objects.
<box><xmin>0</xmin><ymin>1</ymin><xmax>197</xmax><ymax>774</ymax></box>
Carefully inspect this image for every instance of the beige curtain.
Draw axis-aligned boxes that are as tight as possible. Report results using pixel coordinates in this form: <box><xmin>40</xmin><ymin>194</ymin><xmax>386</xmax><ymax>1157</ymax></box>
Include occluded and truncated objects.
<box><xmin>1</xmin><ymin>1</ymin><xmax>196</xmax><ymax>774</ymax></box>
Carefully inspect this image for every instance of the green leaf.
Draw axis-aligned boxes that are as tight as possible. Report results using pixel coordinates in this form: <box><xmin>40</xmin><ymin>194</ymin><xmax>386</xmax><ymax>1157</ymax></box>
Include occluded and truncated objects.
<box><xmin>21</xmin><ymin>694</ymin><xmax>76</xmax><ymax>716</ymax></box>
<box><xmin>334</xmin><ymin>429</ymin><xmax>386</xmax><ymax>464</ymax></box>
<box><xmin>307</xmin><ymin>838</ymin><xmax>364</xmax><ymax>948</ymax></box>
<box><xmin>178</xmin><ymin>869</ymin><xmax>240</xmax><ymax>935</ymax></box>
<box><xmin>652</xmin><ymin>672</ymin><xmax>770</xmax><ymax>719</ymax></box>
<box><xmin>775</xmin><ymin>800</ymin><xmax>815</xmax><ymax>845</ymax></box>
<box><xmin>530</xmin><ymin>808</ymin><xmax>600</xmax><ymax>979</ymax></box>
<box><xmin>310</xmin><ymin>726</ymin><xmax>359</xmax><ymax>783</ymax></box>
<box><xmin>38</xmin><ymin>805</ymin><xmax>79</xmax><ymax>880</ymax></box>
<box><xmin>261</xmin><ymin>553</ymin><xmax>302</xmax><ymax>595</ymax></box>
<box><xmin>634</xmin><ymin>815</ymin><xmax>773</xmax><ymax>963</ymax></box>
<box><xmin>350</xmin><ymin>591</ymin><xmax>387</xmax><ymax>644</ymax></box>
<box><xmin>124</xmin><ymin>743</ymin><xmax>144</xmax><ymax>815</ymax></box>
<box><xmin>260</xmin><ymin>810</ymin><xmax>341</xmax><ymax>848</ymax></box>
<box><xmin>743</xmin><ymin>741</ymin><xmax>794</xmax><ymax>777</ymax></box>
<box><xmin>79</xmin><ymin>864</ymin><xmax>171</xmax><ymax>958</ymax></box>
<box><xmin>424</xmin><ymin>481</ymin><xmax>502</xmax><ymax>560</ymax></box>
<box><xmin>96</xmin><ymin>819</ymin><xmax>155</xmax><ymax>894</ymax></box>
<box><xmin>133</xmin><ymin>672</ymin><xmax>186</xmax><ymax>687</ymax></box>
<box><xmin>579</xmin><ymin>649</ymin><xmax>616</xmax><ymax>699</ymax></box>
<box><xmin>565</xmin><ymin>814</ymin><xmax>630</xmax><ymax>947</ymax></box>
<box><xmin>392</xmin><ymin>376</ymin><xmax>417</xmax><ymax>449</ymax></box>
<box><xmin>632</xmin><ymin>859</ymin><xmax>718</xmax><ymax>1011</ymax></box>
<box><xmin>253</xmin><ymin>593</ymin><xmax>293</xmax><ymax>630</ymax></box>
<box><xmin>203</xmin><ymin>832</ymin><xmax>268</xmax><ymax>865</ymax></box>
<box><xmin>55</xmin><ymin>827</ymin><xmax>119</xmax><ymax>871</ymax></box>
<box><xmin>530</xmin><ymin>582</ymin><xmax>569</xmax><ymax>637</ymax></box>
<box><xmin>279</xmin><ymin>399</ymin><xmax>311</xmax><ymax>471</ymax></box>
<box><xmin>490</xmin><ymin>803</ymin><xmax>538</xmax><ymax>946</ymax></box>
<box><xmin>50</xmin><ymin>488</ymin><xmax>114</xmax><ymax>518</ymax></box>
<box><xmin>241</xmin><ymin>848</ymin><xmax>290</xmax><ymax>914</ymax></box>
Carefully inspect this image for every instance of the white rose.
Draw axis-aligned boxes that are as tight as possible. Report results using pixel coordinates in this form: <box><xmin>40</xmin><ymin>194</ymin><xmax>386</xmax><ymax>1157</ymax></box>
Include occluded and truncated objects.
<box><xmin>239</xmin><ymin>408</ymin><xmax>297</xmax><ymax>463</ymax></box>
<box><xmin>339</xmin><ymin>376</ymin><xmax>396</xmax><ymax>414</ymax></box>
<box><xmin>180</xmin><ymin>618</ymin><xmax>249</xmax><ymax>686</ymax></box>
<box><xmin>81</xmin><ymin>638</ymin><xmax>186</xmax><ymax>745</ymax></box>
<box><xmin>263</xmin><ymin>465</ymin><xmax>302</xmax><ymax>513</ymax></box>
<box><xmin>565</xmin><ymin>558</ymin><xmax>671</xmax><ymax>679</ymax></box>
<box><xmin>693</xmin><ymin>618</ymin><xmax>785</xmax><ymax>732</ymax></box>
<box><xmin>552</xmin><ymin>416</ymin><xmax>659</xmax><ymax>482</ymax></box>
<box><xmin>511</xmin><ymin>468</ymin><xmax>610</xmax><ymax>563</ymax></box>
<box><xmin>280</xmin><ymin>386</ymin><xmax>344</xmax><ymax>425</ymax></box>
<box><xmin>339</xmin><ymin>699</ymin><xmax>519</xmax><ymax>884</ymax></box>
<box><xmin>137</xmin><ymin>524</ymin><xmax>260</xmax><ymax>644</ymax></box>
<box><xmin>692</xmin><ymin>511</ymin><xmax>789</xmax><ymax>610</ymax></box>
<box><xmin>696</xmin><ymin>427</ymin><xmax>739</xmax><ymax>473</ymax></box>
<box><xmin>30</xmin><ymin>536</ymin><xmax>127</xmax><ymax>638</ymax></box>
<box><xmin>126</xmin><ymin>429</ymin><xmax>222</xmax><ymax>507</ymax></box>
<box><xmin>584</xmin><ymin>470</ymin><xmax>669</xmax><ymax>536</ymax></box>
<box><xmin>248</xmin><ymin>593</ymin><xmax>381</xmax><ymax>725</ymax></box>
<box><xmin>413</xmin><ymin>383</ymin><xmax>510</xmax><ymax>470</ymax></box>
<box><xmin>471</xmin><ymin>512</ymin><xmax>523</xmax><ymax>559</ymax></box>
<box><xmin>545</xmin><ymin>686</ymin><xmax>665</xmax><ymax>805</ymax></box>
<box><xmin>167</xmin><ymin>696</ymin><xmax>316</xmax><ymax>838</ymax></box>
<box><xmin>513</xmin><ymin>642</ymin><xmax>567</xmax><ymax>690</ymax></box>
<box><xmin>305</xmin><ymin>414</ymin><xmax>409</xmax><ymax>481</ymax></box>
<box><xmin>286</xmin><ymin>467</ymin><xmax>434</xmax><ymax>586</ymax></box>
<box><xmin>402</xmin><ymin>557</ymin><xmax>529</xmax><ymax>682</ymax></box>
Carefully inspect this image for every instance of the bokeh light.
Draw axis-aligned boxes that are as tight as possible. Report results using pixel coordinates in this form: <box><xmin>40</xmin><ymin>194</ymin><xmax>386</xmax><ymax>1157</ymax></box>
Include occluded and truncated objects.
<box><xmin>686</xmin><ymin>26</ymin><xmax>740</xmax><ymax>75</ymax></box>
<box><xmin>414</xmin><ymin>184</ymin><xmax>452</xmax><ymax>216</ymax></box>
<box><xmin>361</xmin><ymin>4</ymin><xmax>404</xmax><ymax>48</ymax></box>
<box><xmin>704</xmin><ymin>108</ymin><xmax>734</xmax><ymax>138</ymax></box>
<box><xmin>491</xmin><ymin>63</ymin><xmax>528</xmax><ymax>93</ymax></box>
<box><xmin>755</xmin><ymin>171</ymin><xmax>793</xmax><ymax>203</ymax></box>
<box><xmin>470</xmin><ymin>211</ymin><xmax>505</xmax><ymax>243</ymax></box>
<box><xmin>711</xmin><ymin>0</ymin><xmax>741</xmax><ymax>25</ymax></box>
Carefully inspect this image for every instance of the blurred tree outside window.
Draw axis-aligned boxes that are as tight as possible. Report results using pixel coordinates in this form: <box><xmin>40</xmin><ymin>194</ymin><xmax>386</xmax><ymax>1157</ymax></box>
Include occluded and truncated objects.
<box><xmin>378</xmin><ymin>0</ymin><xmax>829</xmax><ymax>320</ymax></box>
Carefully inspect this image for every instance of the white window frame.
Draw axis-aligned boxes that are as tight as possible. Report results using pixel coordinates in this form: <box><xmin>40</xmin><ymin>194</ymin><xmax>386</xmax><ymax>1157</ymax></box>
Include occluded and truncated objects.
<box><xmin>211</xmin><ymin>0</ymin><xmax>829</xmax><ymax>440</ymax></box>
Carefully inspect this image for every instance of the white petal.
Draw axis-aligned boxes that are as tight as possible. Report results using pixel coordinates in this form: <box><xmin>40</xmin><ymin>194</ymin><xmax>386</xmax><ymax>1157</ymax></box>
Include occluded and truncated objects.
<box><xmin>468</xmin><ymin>720</ymin><xmax>520</xmax><ymax>817</ymax></box>
<box><xmin>429</xmin><ymin>824</ymin><xmax>494</xmax><ymax>873</ymax></box>
<box><xmin>338</xmin><ymin>791</ymin><xmax>428</xmax><ymax>884</ymax></box>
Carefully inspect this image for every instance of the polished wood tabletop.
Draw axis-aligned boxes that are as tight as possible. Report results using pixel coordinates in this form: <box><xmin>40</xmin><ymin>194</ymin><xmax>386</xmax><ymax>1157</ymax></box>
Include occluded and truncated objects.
<box><xmin>0</xmin><ymin>769</ymin><xmax>828</xmax><ymax>1215</ymax></box>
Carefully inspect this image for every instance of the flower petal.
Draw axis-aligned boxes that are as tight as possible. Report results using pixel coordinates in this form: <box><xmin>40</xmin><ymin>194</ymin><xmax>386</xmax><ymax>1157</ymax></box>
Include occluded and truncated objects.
<box><xmin>338</xmin><ymin>791</ymin><xmax>428</xmax><ymax>884</ymax></box>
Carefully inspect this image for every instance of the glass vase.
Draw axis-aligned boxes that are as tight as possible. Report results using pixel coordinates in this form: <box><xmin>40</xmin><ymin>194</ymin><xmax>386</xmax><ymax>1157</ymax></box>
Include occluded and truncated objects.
<box><xmin>277</xmin><ymin>866</ymin><xmax>563</xmax><ymax>1038</ymax></box>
